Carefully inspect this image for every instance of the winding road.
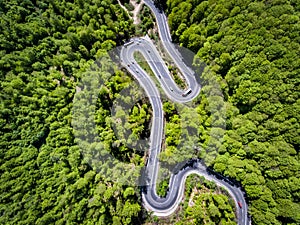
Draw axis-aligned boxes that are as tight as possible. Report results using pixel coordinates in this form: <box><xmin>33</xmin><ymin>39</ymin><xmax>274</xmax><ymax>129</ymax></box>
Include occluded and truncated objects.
<box><xmin>120</xmin><ymin>0</ymin><xmax>250</xmax><ymax>224</ymax></box>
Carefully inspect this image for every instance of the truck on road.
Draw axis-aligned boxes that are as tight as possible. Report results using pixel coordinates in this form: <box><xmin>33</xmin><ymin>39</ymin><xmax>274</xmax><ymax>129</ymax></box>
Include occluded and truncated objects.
<box><xmin>182</xmin><ymin>88</ymin><xmax>192</xmax><ymax>97</ymax></box>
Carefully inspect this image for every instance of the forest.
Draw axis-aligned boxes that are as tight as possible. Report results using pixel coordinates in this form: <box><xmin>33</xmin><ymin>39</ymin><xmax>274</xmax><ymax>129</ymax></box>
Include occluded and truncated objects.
<box><xmin>165</xmin><ymin>0</ymin><xmax>300</xmax><ymax>224</ymax></box>
<box><xmin>0</xmin><ymin>0</ymin><xmax>143</xmax><ymax>224</ymax></box>
<box><xmin>0</xmin><ymin>0</ymin><xmax>299</xmax><ymax>224</ymax></box>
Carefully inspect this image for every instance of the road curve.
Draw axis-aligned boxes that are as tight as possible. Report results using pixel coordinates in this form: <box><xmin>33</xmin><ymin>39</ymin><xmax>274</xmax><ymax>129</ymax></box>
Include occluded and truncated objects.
<box><xmin>120</xmin><ymin>1</ymin><xmax>250</xmax><ymax>224</ymax></box>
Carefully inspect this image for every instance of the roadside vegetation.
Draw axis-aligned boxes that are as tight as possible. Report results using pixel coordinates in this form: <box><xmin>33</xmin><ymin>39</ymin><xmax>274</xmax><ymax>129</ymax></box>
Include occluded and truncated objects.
<box><xmin>148</xmin><ymin>175</ymin><xmax>237</xmax><ymax>224</ymax></box>
<box><xmin>167</xmin><ymin>64</ymin><xmax>187</xmax><ymax>89</ymax></box>
<box><xmin>133</xmin><ymin>51</ymin><xmax>157</xmax><ymax>80</ymax></box>
<box><xmin>136</xmin><ymin>3</ymin><xmax>155</xmax><ymax>36</ymax></box>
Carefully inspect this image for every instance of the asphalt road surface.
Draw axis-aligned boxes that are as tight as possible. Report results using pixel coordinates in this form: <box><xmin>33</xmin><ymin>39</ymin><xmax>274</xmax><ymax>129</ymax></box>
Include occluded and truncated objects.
<box><xmin>119</xmin><ymin>1</ymin><xmax>250</xmax><ymax>224</ymax></box>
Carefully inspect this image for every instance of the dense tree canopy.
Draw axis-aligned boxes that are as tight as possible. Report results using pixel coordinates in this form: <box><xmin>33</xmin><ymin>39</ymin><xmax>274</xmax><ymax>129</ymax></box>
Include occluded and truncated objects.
<box><xmin>0</xmin><ymin>0</ymin><xmax>143</xmax><ymax>224</ymax></box>
<box><xmin>1</xmin><ymin>0</ymin><xmax>299</xmax><ymax>224</ymax></box>
<box><xmin>166</xmin><ymin>0</ymin><xmax>300</xmax><ymax>224</ymax></box>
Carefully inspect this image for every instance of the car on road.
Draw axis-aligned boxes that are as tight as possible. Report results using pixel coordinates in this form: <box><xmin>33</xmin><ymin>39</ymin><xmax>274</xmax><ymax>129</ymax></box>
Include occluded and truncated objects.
<box><xmin>238</xmin><ymin>202</ymin><xmax>242</xmax><ymax>208</ymax></box>
<box><xmin>169</xmin><ymin>86</ymin><xmax>173</xmax><ymax>91</ymax></box>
